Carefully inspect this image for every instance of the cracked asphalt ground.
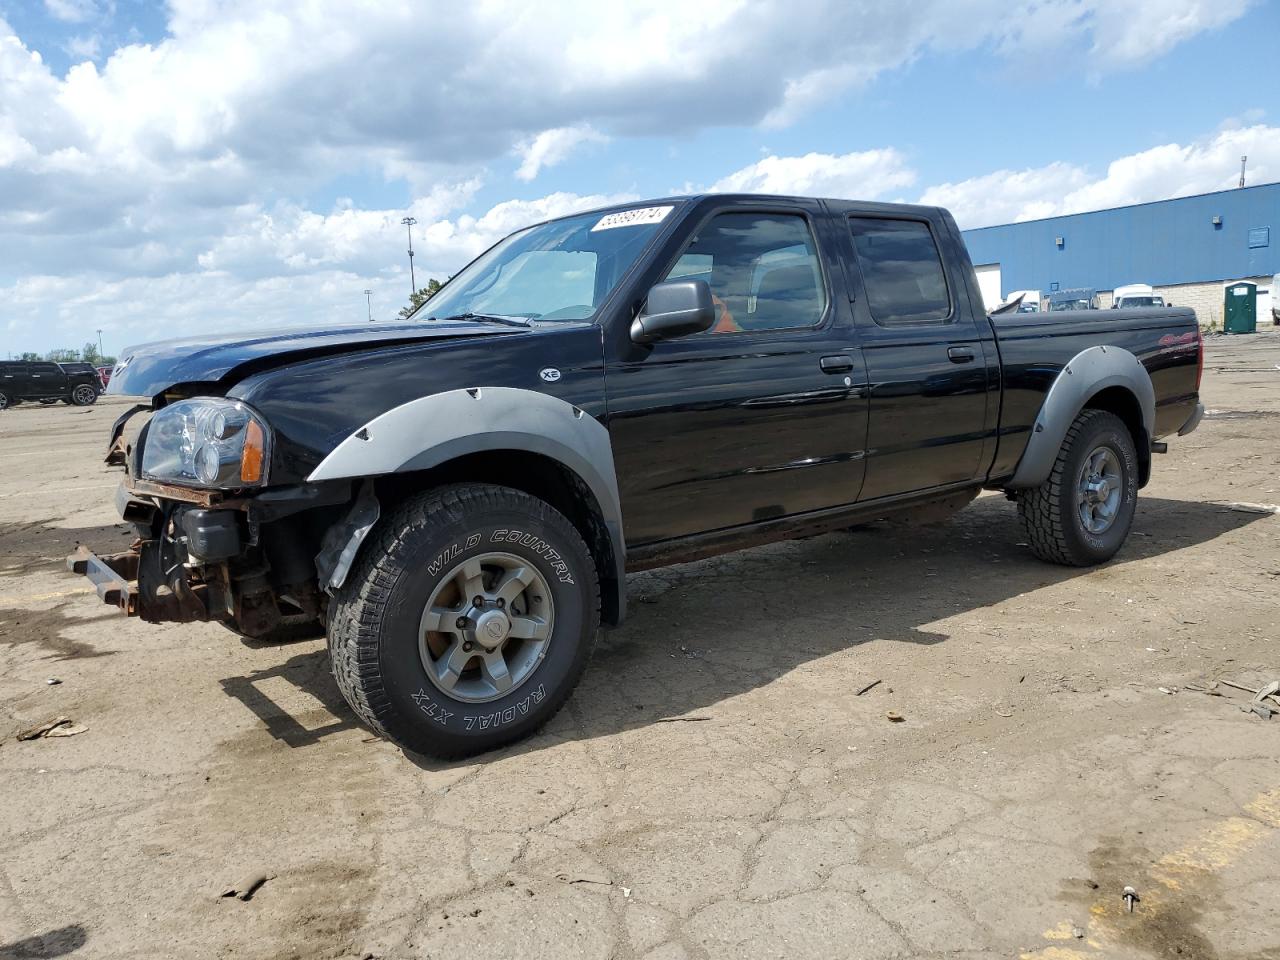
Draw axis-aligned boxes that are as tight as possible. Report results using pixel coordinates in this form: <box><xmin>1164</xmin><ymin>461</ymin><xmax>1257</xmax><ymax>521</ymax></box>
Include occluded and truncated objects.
<box><xmin>2</xmin><ymin>331</ymin><xmax>1279</xmax><ymax>960</ymax></box>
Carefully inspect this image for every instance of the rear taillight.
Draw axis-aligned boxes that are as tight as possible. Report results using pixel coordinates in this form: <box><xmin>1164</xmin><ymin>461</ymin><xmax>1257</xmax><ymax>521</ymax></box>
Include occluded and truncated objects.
<box><xmin>1195</xmin><ymin>328</ymin><xmax>1204</xmax><ymax>391</ymax></box>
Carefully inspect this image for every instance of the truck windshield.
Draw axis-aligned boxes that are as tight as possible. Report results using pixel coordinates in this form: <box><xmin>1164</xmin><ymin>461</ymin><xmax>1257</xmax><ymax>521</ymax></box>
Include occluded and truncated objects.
<box><xmin>1117</xmin><ymin>297</ymin><xmax>1163</xmax><ymax>307</ymax></box>
<box><xmin>415</xmin><ymin>206</ymin><xmax>676</xmax><ymax>323</ymax></box>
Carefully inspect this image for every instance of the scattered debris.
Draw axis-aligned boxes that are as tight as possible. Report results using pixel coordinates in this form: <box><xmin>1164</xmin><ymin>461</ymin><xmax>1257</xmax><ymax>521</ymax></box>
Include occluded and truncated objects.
<box><xmin>995</xmin><ymin>708</ymin><xmax>1013</xmax><ymax>718</ymax></box>
<box><xmin>1243</xmin><ymin>702</ymin><xmax>1273</xmax><ymax>720</ymax></box>
<box><xmin>1072</xmin><ymin>925</ymin><xmax>1085</xmax><ymax>940</ymax></box>
<box><xmin>1226</xmin><ymin>502</ymin><xmax>1280</xmax><ymax>515</ymax></box>
<box><xmin>621</xmin><ymin>887</ymin><xmax>632</xmax><ymax>898</ymax></box>
<box><xmin>1122</xmin><ymin>886</ymin><xmax>1139</xmax><ymax>913</ymax></box>
<box><xmin>45</xmin><ymin>678</ymin><xmax>61</xmax><ymax>686</ymax></box>
<box><xmin>555</xmin><ymin>870</ymin><xmax>611</xmax><ymax>886</ymax></box>
<box><xmin>886</xmin><ymin>711</ymin><xmax>905</xmax><ymax>723</ymax></box>
<box><xmin>855</xmin><ymin>679</ymin><xmax>882</xmax><ymax>696</ymax></box>
<box><xmin>17</xmin><ymin>716</ymin><xmax>85</xmax><ymax>740</ymax></box>
<box><xmin>220</xmin><ymin>872</ymin><xmax>274</xmax><ymax>901</ymax></box>
<box><xmin>1157</xmin><ymin>687</ymin><xmax>1176</xmax><ymax>695</ymax></box>
<box><xmin>653</xmin><ymin>715</ymin><xmax>711</xmax><ymax>724</ymax></box>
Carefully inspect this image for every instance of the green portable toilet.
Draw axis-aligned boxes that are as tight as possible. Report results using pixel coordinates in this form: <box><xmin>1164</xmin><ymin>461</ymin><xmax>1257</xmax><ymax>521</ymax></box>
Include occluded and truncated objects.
<box><xmin>1223</xmin><ymin>281</ymin><xmax>1257</xmax><ymax>334</ymax></box>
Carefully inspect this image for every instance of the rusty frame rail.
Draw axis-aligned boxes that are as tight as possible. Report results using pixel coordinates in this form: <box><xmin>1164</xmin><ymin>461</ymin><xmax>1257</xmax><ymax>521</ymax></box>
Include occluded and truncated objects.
<box><xmin>66</xmin><ymin>545</ymin><xmax>139</xmax><ymax>615</ymax></box>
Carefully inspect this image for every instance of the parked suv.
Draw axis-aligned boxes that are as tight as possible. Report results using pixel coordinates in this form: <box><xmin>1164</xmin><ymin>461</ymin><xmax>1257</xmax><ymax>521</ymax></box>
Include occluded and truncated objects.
<box><xmin>0</xmin><ymin>360</ymin><xmax>102</xmax><ymax>409</ymax></box>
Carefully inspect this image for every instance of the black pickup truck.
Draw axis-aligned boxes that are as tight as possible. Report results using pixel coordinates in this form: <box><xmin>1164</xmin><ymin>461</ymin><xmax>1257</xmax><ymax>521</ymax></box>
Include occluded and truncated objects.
<box><xmin>69</xmin><ymin>195</ymin><xmax>1203</xmax><ymax>757</ymax></box>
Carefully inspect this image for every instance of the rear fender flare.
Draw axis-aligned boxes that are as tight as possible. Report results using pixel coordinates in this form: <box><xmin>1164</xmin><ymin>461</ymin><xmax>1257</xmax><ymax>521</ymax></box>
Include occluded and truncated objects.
<box><xmin>307</xmin><ymin>387</ymin><xmax>626</xmax><ymax>620</ymax></box>
<box><xmin>1007</xmin><ymin>345</ymin><xmax>1154</xmax><ymax>489</ymax></box>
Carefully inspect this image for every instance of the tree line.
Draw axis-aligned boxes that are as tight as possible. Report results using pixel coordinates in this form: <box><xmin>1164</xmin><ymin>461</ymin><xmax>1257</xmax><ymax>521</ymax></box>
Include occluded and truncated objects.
<box><xmin>16</xmin><ymin>343</ymin><xmax>117</xmax><ymax>366</ymax></box>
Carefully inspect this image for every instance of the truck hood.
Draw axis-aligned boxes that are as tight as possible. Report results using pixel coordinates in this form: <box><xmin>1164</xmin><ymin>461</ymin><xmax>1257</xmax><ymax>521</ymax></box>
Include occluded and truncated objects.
<box><xmin>107</xmin><ymin>320</ymin><xmax>522</xmax><ymax>398</ymax></box>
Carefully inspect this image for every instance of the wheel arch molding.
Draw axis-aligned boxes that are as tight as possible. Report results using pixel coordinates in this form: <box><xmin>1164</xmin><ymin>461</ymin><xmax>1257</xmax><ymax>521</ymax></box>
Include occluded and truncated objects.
<box><xmin>307</xmin><ymin>388</ymin><xmax>627</xmax><ymax>624</ymax></box>
<box><xmin>1008</xmin><ymin>345</ymin><xmax>1155</xmax><ymax>490</ymax></box>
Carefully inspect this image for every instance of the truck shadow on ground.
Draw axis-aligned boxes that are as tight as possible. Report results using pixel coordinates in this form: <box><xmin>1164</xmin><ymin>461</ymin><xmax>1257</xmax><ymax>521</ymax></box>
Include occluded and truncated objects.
<box><xmin>0</xmin><ymin>924</ymin><xmax>87</xmax><ymax>960</ymax></box>
<box><xmin>213</xmin><ymin>494</ymin><xmax>1265</xmax><ymax>758</ymax></box>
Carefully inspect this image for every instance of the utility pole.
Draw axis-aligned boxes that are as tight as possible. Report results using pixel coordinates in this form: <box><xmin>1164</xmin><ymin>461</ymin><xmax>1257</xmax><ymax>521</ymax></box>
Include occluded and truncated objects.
<box><xmin>364</xmin><ymin>289</ymin><xmax>374</xmax><ymax>323</ymax></box>
<box><xmin>96</xmin><ymin>329</ymin><xmax>104</xmax><ymax>358</ymax></box>
<box><xmin>1239</xmin><ymin>155</ymin><xmax>1247</xmax><ymax>188</ymax></box>
<box><xmin>401</xmin><ymin>216</ymin><xmax>418</xmax><ymax>295</ymax></box>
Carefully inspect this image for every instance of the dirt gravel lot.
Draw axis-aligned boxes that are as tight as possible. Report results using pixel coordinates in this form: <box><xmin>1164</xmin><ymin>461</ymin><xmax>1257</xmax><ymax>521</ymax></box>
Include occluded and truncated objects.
<box><xmin>2</xmin><ymin>332</ymin><xmax>1279</xmax><ymax>960</ymax></box>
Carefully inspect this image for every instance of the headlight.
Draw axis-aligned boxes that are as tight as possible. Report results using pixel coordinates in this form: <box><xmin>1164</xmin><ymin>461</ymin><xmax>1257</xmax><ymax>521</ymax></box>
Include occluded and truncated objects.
<box><xmin>141</xmin><ymin>398</ymin><xmax>270</xmax><ymax>489</ymax></box>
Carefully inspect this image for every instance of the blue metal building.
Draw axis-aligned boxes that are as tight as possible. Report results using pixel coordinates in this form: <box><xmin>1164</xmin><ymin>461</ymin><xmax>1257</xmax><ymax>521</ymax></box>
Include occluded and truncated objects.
<box><xmin>961</xmin><ymin>182</ymin><xmax>1280</xmax><ymax>296</ymax></box>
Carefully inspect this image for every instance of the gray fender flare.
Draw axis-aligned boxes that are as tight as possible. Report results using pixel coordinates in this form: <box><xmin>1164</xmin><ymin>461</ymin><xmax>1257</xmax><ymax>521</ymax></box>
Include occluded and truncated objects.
<box><xmin>307</xmin><ymin>387</ymin><xmax>626</xmax><ymax>620</ymax></box>
<box><xmin>1007</xmin><ymin>345</ymin><xmax>1154</xmax><ymax>489</ymax></box>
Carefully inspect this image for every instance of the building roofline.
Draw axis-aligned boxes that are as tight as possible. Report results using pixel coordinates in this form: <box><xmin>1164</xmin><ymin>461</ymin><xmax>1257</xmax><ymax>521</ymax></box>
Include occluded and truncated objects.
<box><xmin>961</xmin><ymin>179</ymin><xmax>1280</xmax><ymax>234</ymax></box>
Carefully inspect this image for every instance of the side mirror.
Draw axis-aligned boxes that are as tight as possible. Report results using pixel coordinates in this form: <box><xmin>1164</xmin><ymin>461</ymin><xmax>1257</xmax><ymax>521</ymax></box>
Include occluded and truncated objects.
<box><xmin>631</xmin><ymin>279</ymin><xmax>716</xmax><ymax>344</ymax></box>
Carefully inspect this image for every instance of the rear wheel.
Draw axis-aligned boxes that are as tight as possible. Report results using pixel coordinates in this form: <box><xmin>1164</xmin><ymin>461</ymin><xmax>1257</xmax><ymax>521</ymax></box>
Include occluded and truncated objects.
<box><xmin>71</xmin><ymin>384</ymin><xmax>98</xmax><ymax>406</ymax></box>
<box><xmin>328</xmin><ymin>483</ymin><xmax>599</xmax><ymax>758</ymax></box>
<box><xmin>0</xmin><ymin>392</ymin><xmax>11</xmax><ymax>411</ymax></box>
<box><xmin>1017</xmin><ymin>409</ymin><xmax>1138</xmax><ymax>566</ymax></box>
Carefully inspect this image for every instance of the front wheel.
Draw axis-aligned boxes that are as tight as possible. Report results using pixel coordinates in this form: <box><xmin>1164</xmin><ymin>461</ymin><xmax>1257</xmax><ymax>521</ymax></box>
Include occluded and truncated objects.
<box><xmin>328</xmin><ymin>484</ymin><xmax>600</xmax><ymax>758</ymax></box>
<box><xmin>1017</xmin><ymin>409</ymin><xmax>1138</xmax><ymax>566</ymax></box>
<box><xmin>0</xmin><ymin>392</ymin><xmax>12</xmax><ymax>411</ymax></box>
<box><xmin>71</xmin><ymin>384</ymin><xmax>98</xmax><ymax>406</ymax></box>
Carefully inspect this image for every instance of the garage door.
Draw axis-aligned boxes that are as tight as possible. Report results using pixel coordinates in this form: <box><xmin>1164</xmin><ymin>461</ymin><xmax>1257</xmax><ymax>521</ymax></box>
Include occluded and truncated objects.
<box><xmin>973</xmin><ymin>263</ymin><xmax>1001</xmax><ymax>312</ymax></box>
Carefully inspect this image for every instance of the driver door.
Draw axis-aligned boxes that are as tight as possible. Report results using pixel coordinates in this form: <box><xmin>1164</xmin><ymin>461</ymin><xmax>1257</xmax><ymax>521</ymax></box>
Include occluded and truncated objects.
<box><xmin>604</xmin><ymin>204</ymin><xmax>870</xmax><ymax>546</ymax></box>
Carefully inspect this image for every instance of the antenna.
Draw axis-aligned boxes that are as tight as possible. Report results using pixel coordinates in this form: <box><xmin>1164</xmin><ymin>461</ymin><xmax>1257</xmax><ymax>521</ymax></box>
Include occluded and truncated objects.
<box><xmin>1239</xmin><ymin>155</ymin><xmax>1247</xmax><ymax>189</ymax></box>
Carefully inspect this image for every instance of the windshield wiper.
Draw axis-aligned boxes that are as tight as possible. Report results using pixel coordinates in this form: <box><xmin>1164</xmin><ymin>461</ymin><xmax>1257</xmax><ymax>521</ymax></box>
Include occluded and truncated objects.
<box><xmin>428</xmin><ymin>312</ymin><xmax>533</xmax><ymax>328</ymax></box>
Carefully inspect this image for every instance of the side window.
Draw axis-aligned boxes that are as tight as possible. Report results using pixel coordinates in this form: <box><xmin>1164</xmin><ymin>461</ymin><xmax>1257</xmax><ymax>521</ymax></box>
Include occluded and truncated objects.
<box><xmin>30</xmin><ymin>362</ymin><xmax>60</xmax><ymax>375</ymax></box>
<box><xmin>662</xmin><ymin>213</ymin><xmax>826</xmax><ymax>333</ymax></box>
<box><xmin>848</xmin><ymin>217</ymin><xmax>951</xmax><ymax>325</ymax></box>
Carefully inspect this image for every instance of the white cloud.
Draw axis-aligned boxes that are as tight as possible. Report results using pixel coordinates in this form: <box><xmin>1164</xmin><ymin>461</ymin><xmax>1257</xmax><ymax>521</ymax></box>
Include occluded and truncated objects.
<box><xmin>0</xmin><ymin>0</ymin><xmax>1261</xmax><ymax>353</ymax></box>
<box><xmin>3</xmin><ymin>189</ymin><xmax>638</xmax><ymax>354</ymax></box>
<box><xmin>43</xmin><ymin>0</ymin><xmax>99</xmax><ymax>24</ymax></box>
<box><xmin>920</xmin><ymin>124</ymin><xmax>1280</xmax><ymax>227</ymax></box>
<box><xmin>514</xmin><ymin>124</ymin><xmax>608</xmax><ymax>181</ymax></box>
<box><xmin>707</xmin><ymin>149</ymin><xmax>916</xmax><ymax>199</ymax></box>
<box><xmin>63</xmin><ymin>34</ymin><xmax>101</xmax><ymax>61</ymax></box>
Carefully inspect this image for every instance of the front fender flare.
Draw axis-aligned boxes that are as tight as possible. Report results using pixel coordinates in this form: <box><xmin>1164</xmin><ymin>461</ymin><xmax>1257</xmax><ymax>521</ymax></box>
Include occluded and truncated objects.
<box><xmin>307</xmin><ymin>387</ymin><xmax>626</xmax><ymax>620</ymax></box>
<box><xmin>1007</xmin><ymin>345</ymin><xmax>1154</xmax><ymax>489</ymax></box>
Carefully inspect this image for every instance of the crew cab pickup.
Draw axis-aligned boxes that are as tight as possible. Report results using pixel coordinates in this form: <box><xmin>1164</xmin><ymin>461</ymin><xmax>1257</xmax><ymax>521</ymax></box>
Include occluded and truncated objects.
<box><xmin>69</xmin><ymin>195</ymin><xmax>1204</xmax><ymax>758</ymax></box>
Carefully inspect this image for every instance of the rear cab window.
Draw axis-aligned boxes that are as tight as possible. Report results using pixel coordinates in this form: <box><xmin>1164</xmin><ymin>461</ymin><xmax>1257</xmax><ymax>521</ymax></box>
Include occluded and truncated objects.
<box><xmin>847</xmin><ymin>217</ymin><xmax>952</xmax><ymax>325</ymax></box>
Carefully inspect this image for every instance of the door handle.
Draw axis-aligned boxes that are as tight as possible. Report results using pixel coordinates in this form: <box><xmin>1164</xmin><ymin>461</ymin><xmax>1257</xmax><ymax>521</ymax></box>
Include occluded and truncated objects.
<box><xmin>820</xmin><ymin>354</ymin><xmax>854</xmax><ymax>374</ymax></box>
<box><xmin>947</xmin><ymin>346</ymin><xmax>976</xmax><ymax>363</ymax></box>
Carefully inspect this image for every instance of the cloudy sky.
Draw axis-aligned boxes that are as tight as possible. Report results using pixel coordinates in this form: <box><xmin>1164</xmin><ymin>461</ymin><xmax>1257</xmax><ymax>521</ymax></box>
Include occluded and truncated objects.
<box><xmin>3</xmin><ymin>0</ymin><xmax>1278</xmax><ymax>357</ymax></box>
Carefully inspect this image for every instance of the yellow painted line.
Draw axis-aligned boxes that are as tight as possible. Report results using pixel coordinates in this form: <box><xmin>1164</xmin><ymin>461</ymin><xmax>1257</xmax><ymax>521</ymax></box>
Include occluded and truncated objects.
<box><xmin>0</xmin><ymin>586</ymin><xmax>95</xmax><ymax>604</ymax></box>
<box><xmin>1022</xmin><ymin>788</ymin><xmax>1280</xmax><ymax>959</ymax></box>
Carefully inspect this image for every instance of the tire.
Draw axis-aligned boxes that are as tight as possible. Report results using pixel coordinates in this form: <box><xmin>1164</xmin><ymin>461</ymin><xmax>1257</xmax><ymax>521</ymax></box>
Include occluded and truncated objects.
<box><xmin>220</xmin><ymin>613</ymin><xmax>324</xmax><ymax>645</ymax></box>
<box><xmin>71</xmin><ymin>384</ymin><xmax>98</xmax><ymax>406</ymax></box>
<box><xmin>0</xmin><ymin>392</ymin><xmax>11</xmax><ymax>411</ymax></box>
<box><xmin>328</xmin><ymin>483</ymin><xmax>600</xmax><ymax>758</ymax></box>
<box><xmin>1017</xmin><ymin>409</ymin><xmax>1138</xmax><ymax>566</ymax></box>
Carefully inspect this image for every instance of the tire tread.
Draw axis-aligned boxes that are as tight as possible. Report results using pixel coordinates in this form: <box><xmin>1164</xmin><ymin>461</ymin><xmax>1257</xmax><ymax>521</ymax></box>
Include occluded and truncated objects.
<box><xmin>1018</xmin><ymin>409</ymin><xmax>1127</xmax><ymax>567</ymax></box>
<box><xmin>327</xmin><ymin>483</ymin><xmax>599</xmax><ymax>758</ymax></box>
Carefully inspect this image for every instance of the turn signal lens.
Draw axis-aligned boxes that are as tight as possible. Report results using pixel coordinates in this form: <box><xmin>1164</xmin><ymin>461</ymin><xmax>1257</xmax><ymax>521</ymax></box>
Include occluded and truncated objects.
<box><xmin>241</xmin><ymin>419</ymin><xmax>265</xmax><ymax>484</ymax></box>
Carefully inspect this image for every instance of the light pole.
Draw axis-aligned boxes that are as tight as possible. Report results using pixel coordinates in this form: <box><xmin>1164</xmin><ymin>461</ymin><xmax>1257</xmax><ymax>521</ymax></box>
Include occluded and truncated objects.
<box><xmin>363</xmin><ymin>289</ymin><xmax>373</xmax><ymax>323</ymax></box>
<box><xmin>401</xmin><ymin>216</ymin><xmax>418</xmax><ymax>295</ymax></box>
<box><xmin>96</xmin><ymin>329</ymin><xmax>103</xmax><ymax>359</ymax></box>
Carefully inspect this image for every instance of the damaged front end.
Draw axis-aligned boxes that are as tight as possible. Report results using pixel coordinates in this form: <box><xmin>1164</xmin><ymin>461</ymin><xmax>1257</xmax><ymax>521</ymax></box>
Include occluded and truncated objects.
<box><xmin>67</xmin><ymin>398</ymin><xmax>366</xmax><ymax>639</ymax></box>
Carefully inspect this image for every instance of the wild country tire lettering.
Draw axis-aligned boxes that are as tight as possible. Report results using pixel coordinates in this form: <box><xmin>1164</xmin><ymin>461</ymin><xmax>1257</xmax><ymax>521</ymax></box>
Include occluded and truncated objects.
<box><xmin>412</xmin><ymin>684</ymin><xmax>547</xmax><ymax>729</ymax></box>
<box><xmin>425</xmin><ymin>530</ymin><xmax>575</xmax><ymax>585</ymax></box>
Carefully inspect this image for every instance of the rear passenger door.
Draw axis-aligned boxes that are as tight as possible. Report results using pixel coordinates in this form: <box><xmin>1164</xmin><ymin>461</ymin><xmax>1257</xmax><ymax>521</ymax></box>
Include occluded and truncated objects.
<box><xmin>842</xmin><ymin>215</ymin><xmax>997</xmax><ymax>501</ymax></box>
